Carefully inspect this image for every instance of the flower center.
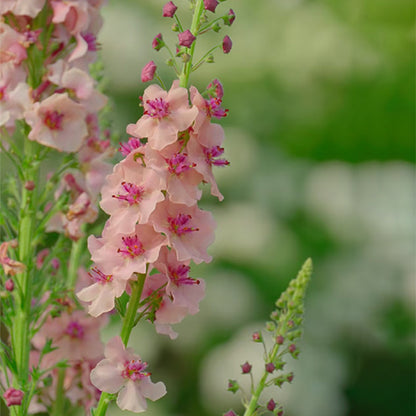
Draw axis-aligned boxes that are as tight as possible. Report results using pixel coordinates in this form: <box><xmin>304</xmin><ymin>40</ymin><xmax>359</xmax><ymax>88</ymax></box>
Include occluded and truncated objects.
<box><xmin>44</xmin><ymin>110</ymin><xmax>64</xmax><ymax>130</ymax></box>
<box><xmin>144</xmin><ymin>97</ymin><xmax>170</xmax><ymax>119</ymax></box>
<box><xmin>205</xmin><ymin>97</ymin><xmax>228</xmax><ymax>119</ymax></box>
<box><xmin>168</xmin><ymin>214</ymin><xmax>199</xmax><ymax>236</ymax></box>
<box><xmin>121</xmin><ymin>359</ymin><xmax>150</xmax><ymax>381</ymax></box>
<box><xmin>89</xmin><ymin>266</ymin><xmax>113</xmax><ymax>284</ymax></box>
<box><xmin>166</xmin><ymin>152</ymin><xmax>195</xmax><ymax>175</ymax></box>
<box><xmin>0</xmin><ymin>87</ymin><xmax>6</xmax><ymax>101</ymax></box>
<box><xmin>168</xmin><ymin>264</ymin><xmax>199</xmax><ymax>286</ymax></box>
<box><xmin>204</xmin><ymin>146</ymin><xmax>230</xmax><ymax>167</ymax></box>
<box><xmin>82</xmin><ymin>32</ymin><xmax>98</xmax><ymax>51</ymax></box>
<box><xmin>65</xmin><ymin>321</ymin><xmax>84</xmax><ymax>339</ymax></box>
<box><xmin>117</xmin><ymin>235</ymin><xmax>145</xmax><ymax>258</ymax></box>
<box><xmin>112</xmin><ymin>182</ymin><xmax>145</xmax><ymax>205</ymax></box>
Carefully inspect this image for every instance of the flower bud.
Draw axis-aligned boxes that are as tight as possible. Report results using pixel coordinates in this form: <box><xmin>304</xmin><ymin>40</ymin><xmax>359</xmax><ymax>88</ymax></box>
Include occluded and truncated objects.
<box><xmin>224</xmin><ymin>411</ymin><xmax>238</xmax><ymax>416</ymax></box>
<box><xmin>5</xmin><ymin>278</ymin><xmax>14</xmax><ymax>292</ymax></box>
<box><xmin>276</xmin><ymin>335</ymin><xmax>284</xmax><ymax>345</ymax></box>
<box><xmin>206</xmin><ymin>54</ymin><xmax>214</xmax><ymax>63</ymax></box>
<box><xmin>152</xmin><ymin>33</ymin><xmax>164</xmax><ymax>51</ymax></box>
<box><xmin>181</xmin><ymin>53</ymin><xmax>191</xmax><ymax>63</ymax></box>
<box><xmin>141</xmin><ymin>61</ymin><xmax>157</xmax><ymax>83</ymax></box>
<box><xmin>171</xmin><ymin>23</ymin><xmax>179</xmax><ymax>32</ymax></box>
<box><xmin>24</xmin><ymin>181</ymin><xmax>35</xmax><ymax>190</ymax></box>
<box><xmin>265</xmin><ymin>362</ymin><xmax>275</xmax><ymax>373</ymax></box>
<box><xmin>241</xmin><ymin>361</ymin><xmax>252</xmax><ymax>374</ymax></box>
<box><xmin>223</xmin><ymin>9</ymin><xmax>236</xmax><ymax>26</ymax></box>
<box><xmin>227</xmin><ymin>379</ymin><xmax>239</xmax><ymax>393</ymax></box>
<box><xmin>163</xmin><ymin>1</ymin><xmax>177</xmax><ymax>17</ymax></box>
<box><xmin>252</xmin><ymin>331</ymin><xmax>262</xmax><ymax>342</ymax></box>
<box><xmin>288</xmin><ymin>343</ymin><xmax>296</xmax><ymax>353</ymax></box>
<box><xmin>222</xmin><ymin>35</ymin><xmax>232</xmax><ymax>53</ymax></box>
<box><xmin>266</xmin><ymin>321</ymin><xmax>276</xmax><ymax>331</ymax></box>
<box><xmin>4</xmin><ymin>388</ymin><xmax>24</xmax><ymax>407</ymax></box>
<box><xmin>203</xmin><ymin>0</ymin><xmax>219</xmax><ymax>13</ymax></box>
<box><xmin>267</xmin><ymin>399</ymin><xmax>276</xmax><ymax>411</ymax></box>
<box><xmin>178</xmin><ymin>30</ymin><xmax>196</xmax><ymax>48</ymax></box>
<box><xmin>212</xmin><ymin>22</ymin><xmax>221</xmax><ymax>32</ymax></box>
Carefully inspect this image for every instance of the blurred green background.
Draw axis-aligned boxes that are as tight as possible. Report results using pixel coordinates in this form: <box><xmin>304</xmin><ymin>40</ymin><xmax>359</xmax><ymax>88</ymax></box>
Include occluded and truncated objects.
<box><xmin>98</xmin><ymin>0</ymin><xmax>415</xmax><ymax>415</ymax></box>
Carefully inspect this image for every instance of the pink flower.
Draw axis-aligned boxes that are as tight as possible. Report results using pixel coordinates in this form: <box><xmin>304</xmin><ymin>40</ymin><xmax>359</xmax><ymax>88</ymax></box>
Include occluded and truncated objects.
<box><xmin>222</xmin><ymin>35</ymin><xmax>232</xmax><ymax>54</ymax></box>
<box><xmin>0</xmin><ymin>240</ymin><xmax>26</xmax><ymax>276</ymax></box>
<box><xmin>100</xmin><ymin>152</ymin><xmax>165</xmax><ymax>233</ymax></box>
<box><xmin>162</xmin><ymin>1</ymin><xmax>177</xmax><ymax>18</ymax></box>
<box><xmin>88</xmin><ymin>223</ymin><xmax>166</xmax><ymax>279</ymax></box>
<box><xmin>90</xmin><ymin>336</ymin><xmax>166</xmax><ymax>413</ymax></box>
<box><xmin>32</xmin><ymin>309</ymin><xmax>105</xmax><ymax>367</ymax></box>
<box><xmin>141</xmin><ymin>61</ymin><xmax>157</xmax><ymax>83</ymax></box>
<box><xmin>149</xmin><ymin>200</ymin><xmax>215</xmax><ymax>264</ymax></box>
<box><xmin>0</xmin><ymin>0</ymin><xmax>46</xmax><ymax>18</ymax></box>
<box><xmin>154</xmin><ymin>247</ymin><xmax>205</xmax><ymax>314</ymax></box>
<box><xmin>178</xmin><ymin>30</ymin><xmax>196</xmax><ymax>48</ymax></box>
<box><xmin>3</xmin><ymin>388</ymin><xmax>24</xmax><ymax>407</ymax></box>
<box><xmin>77</xmin><ymin>266</ymin><xmax>128</xmax><ymax>317</ymax></box>
<box><xmin>126</xmin><ymin>81</ymin><xmax>198</xmax><ymax>151</ymax></box>
<box><xmin>24</xmin><ymin>93</ymin><xmax>88</xmax><ymax>152</ymax></box>
<box><xmin>152</xmin><ymin>33</ymin><xmax>164</xmax><ymax>51</ymax></box>
<box><xmin>51</xmin><ymin>0</ymin><xmax>90</xmax><ymax>35</ymax></box>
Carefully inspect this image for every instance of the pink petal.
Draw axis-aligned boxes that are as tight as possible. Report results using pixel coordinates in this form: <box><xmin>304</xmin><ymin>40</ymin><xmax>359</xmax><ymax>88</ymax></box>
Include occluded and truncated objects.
<box><xmin>117</xmin><ymin>380</ymin><xmax>147</xmax><ymax>413</ymax></box>
<box><xmin>90</xmin><ymin>359</ymin><xmax>124</xmax><ymax>393</ymax></box>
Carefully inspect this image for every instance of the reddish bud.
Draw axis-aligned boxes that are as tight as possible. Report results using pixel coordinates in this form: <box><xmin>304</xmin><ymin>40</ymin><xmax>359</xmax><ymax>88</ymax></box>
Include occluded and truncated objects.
<box><xmin>287</xmin><ymin>320</ymin><xmax>295</xmax><ymax>328</ymax></box>
<box><xmin>152</xmin><ymin>33</ymin><xmax>164</xmax><ymax>51</ymax></box>
<box><xmin>241</xmin><ymin>361</ymin><xmax>252</xmax><ymax>374</ymax></box>
<box><xmin>178</xmin><ymin>30</ymin><xmax>196</xmax><ymax>48</ymax></box>
<box><xmin>252</xmin><ymin>331</ymin><xmax>262</xmax><ymax>342</ymax></box>
<box><xmin>227</xmin><ymin>379</ymin><xmax>239</xmax><ymax>393</ymax></box>
<box><xmin>267</xmin><ymin>399</ymin><xmax>276</xmax><ymax>411</ymax></box>
<box><xmin>4</xmin><ymin>388</ymin><xmax>24</xmax><ymax>406</ymax></box>
<box><xmin>287</xmin><ymin>372</ymin><xmax>294</xmax><ymax>382</ymax></box>
<box><xmin>163</xmin><ymin>1</ymin><xmax>177</xmax><ymax>17</ymax></box>
<box><xmin>222</xmin><ymin>35</ymin><xmax>232</xmax><ymax>54</ymax></box>
<box><xmin>224</xmin><ymin>411</ymin><xmax>238</xmax><ymax>416</ymax></box>
<box><xmin>5</xmin><ymin>278</ymin><xmax>14</xmax><ymax>292</ymax></box>
<box><xmin>276</xmin><ymin>335</ymin><xmax>285</xmax><ymax>345</ymax></box>
<box><xmin>51</xmin><ymin>258</ymin><xmax>60</xmax><ymax>270</ymax></box>
<box><xmin>289</xmin><ymin>344</ymin><xmax>296</xmax><ymax>353</ymax></box>
<box><xmin>24</xmin><ymin>181</ymin><xmax>35</xmax><ymax>190</ymax></box>
<box><xmin>203</xmin><ymin>0</ymin><xmax>219</xmax><ymax>13</ymax></box>
<box><xmin>141</xmin><ymin>61</ymin><xmax>157</xmax><ymax>82</ymax></box>
<box><xmin>227</xmin><ymin>9</ymin><xmax>236</xmax><ymax>26</ymax></box>
<box><xmin>265</xmin><ymin>362</ymin><xmax>275</xmax><ymax>373</ymax></box>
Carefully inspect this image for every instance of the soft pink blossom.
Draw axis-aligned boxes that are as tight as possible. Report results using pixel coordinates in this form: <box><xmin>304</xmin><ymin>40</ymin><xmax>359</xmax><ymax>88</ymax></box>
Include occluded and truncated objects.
<box><xmin>77</xmin><ymin>266</ymin><xmax>128</xmax><ymax>317</ymax></box>
<box><xmin>0</xmin><ymin>240</ymin><xmax>26</xmax><ymax>276</ymax></box>
<box><xmin>88</xmin><ymin>223</ymin><xmax>166</xmax><ymax>279</ymax></box>
<box><xmin>51</xmin><ymin>0</ymin><xmax>90</xmax><ymax>35</ymax></box>
<box><xmin>0</xmin><ymin>0</ymin><xmax>46</xmax><ymax>18</ymax></box>
<box><xmin>24</xmin><ymin>93</ymin><xmax>88</xmax><ymax>152</ymax></box>
<box><xmin>126</xmin><ymin>81</ymin><xmax>198</xmax><ymax>151</ymax></box>
<box><xmin>149</xmin><ymin>200</ymin><xmax>215</xmax><ymax>264</ymax></box>
<box><xmin>100</xmin><ymin>151</ymin><xmax>165</xmax><ymax>234</ymax></box>
<box><xmin>90</xmin><ymin>336</ymin><xmax>166</xmax><ymax>413</ymax></box>
<box><xmin>0</xmin><ymin>22</ymin><xmax>27</xmax><ymax>65</ymax></box>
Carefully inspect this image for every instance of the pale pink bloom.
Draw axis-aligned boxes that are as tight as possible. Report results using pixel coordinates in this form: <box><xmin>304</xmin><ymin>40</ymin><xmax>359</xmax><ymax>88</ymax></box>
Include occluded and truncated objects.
<box><xmin>0</xmin><ymin>240</ymin><xmax>26</xmax><ymax>276</ymax></box>
<box><xmin>0</xmin><ymin>21</ymin><xmax>27</xmax><ymax>65</ymax></box>
<box><xmin>88</xmin><ymin>223</ymin><xmax>166</xmax><ymax>279</ymax></box>
<box><xmin>119</xmin><ymin>137</ymin><xmax>144</xmax><ymax>157</ymax></box>
<box><xmin>100</xmin><ymin>152</ymin><xmax>164</xmax><ymax>234</ymax></box>
<box><xmin>149</xmin><ymin>200</ymin><xmax>215</xmax><ymax>264</ymax></box>
<box><xmin>141</xmin><ymin>272</ymin><xmax>187</xmax><ymax>339</ymax></box>
<box><xmin>24</xmin><ymin>93</ymin><xmax>88</xmax><ymax>152</ymax></box>
<box><xmin>90</xmin><ymin>336</ymin><xmax>166</xmax><ymax>413</ymax></box>
<box><xmin>51</xmin><ymin>0</ymin><xmax>90</xmax><ymax>35</ymax></box>
<box><xmin>126</xmin><ymin>81</ymin><xmax>198</xmax><ymax>151</ymax></box>
<box><xmin>0</xmin><ymin>81</ymin><xmax>32</xmax><ymax>129</ymax></box>
<box><xmin>32</xmin><ymin>309</ymin><xmax>105</xmax><ymax>368</ymax></box>
<box><xmin>77</xmin><ymin>266</ymin><xmax>128</xmax><ymax>317</ymax></box>
<box><xmin>154</xmin><ymin>246</ymin><xmax>205</xmax><ymax>314</ymax></box>
<box><xmin>47</xmin><ymin>61</ymin><xmax>94</xmax><ymax>100</ymax></box>
<box><xmin>0</xmin><ymin>0</ymin><xmax>45</xmax><ymax>17</ymax></box>
<box><xmin>147</xmin><ymin>142</ymin><xmax>203</xmax><ymax>206</ymax></box>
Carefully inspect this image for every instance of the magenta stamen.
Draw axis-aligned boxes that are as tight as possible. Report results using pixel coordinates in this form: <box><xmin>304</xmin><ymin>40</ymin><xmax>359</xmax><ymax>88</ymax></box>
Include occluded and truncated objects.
<box><xmin>168</xmin><ymin>214</ymin><xmax>199</xmax><ymax>236</ymax></box>
<box><xmin>89</xmin><ymin>266</ymin><xmax>113</xmax><ymax>284</ymax></box>
<box><xmin>121</xmin><ymin>359</ymin><xmax>150</xmax><ymax>381</ymax></box>
<box><xmin>205</xmin><ymin>97</ymin><xmax>228</xmax><ymax>119</ymax></box>
<box><xmin>119</xmin><ymin>137</ymin><xmax>143</xmax><ymax>156</ymax></box>
<box><xmin>65</xmin><ymin>321</ymin><xmax>85</xmax><ymax>339</ymax></box>
<box><xmin>204</xmin><ymin>146</ymin><xmax>230</xmax><ymax>167</ymax></box>
<box><xmin>117</xmin><ymin>235</ymin><xmax>145</xmax><ymax>258</ymax></box>
<box><xmin>166</xmin><ymin>152</ymin><xmax>195</xmax><ymax>175</ymax></box>
<box><xmin>168</xmin><ymin>264</ymin><xmax>199</xmax><ymax>285</ymax></box>
<box><xmin>44</xmin><ymin>110</ymin><xmax>64</xmax><ymax>130</ymax></box>
<box><xmin>144</xmin><ymin>97</ymin><xmax>170</xmax><ymax>119</ymax></box>
<box><xmin>113</xmin><ymin>182</ymin><xmax>145</xmax><ymax>205</ymax></box>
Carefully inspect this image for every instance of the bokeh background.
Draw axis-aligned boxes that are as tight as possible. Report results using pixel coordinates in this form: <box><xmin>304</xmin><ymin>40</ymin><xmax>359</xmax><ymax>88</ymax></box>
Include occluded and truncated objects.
<box><xmin>95</xmin><ymin>0</ymin><xmax>414</xmax><ymax>415</ymax></box>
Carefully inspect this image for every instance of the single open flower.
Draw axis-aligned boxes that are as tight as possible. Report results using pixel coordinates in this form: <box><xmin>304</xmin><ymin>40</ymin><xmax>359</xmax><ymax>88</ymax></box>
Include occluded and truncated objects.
<box><xmin>90</xmin><ymin>336</ymin><xmax>166</xmax><ymax>413</ymax></box>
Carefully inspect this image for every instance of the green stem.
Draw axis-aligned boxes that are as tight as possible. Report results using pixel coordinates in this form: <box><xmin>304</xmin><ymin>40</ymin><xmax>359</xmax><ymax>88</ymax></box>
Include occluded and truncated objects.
<box><xmin>67</xmin><ymin>232</ymin><xmax>86</xmax><ymax>289</ymax></box>
<box><xmin>51</xmin><ymin>367</ymin><xmax>66</xmax><ymax>416</ymax></box>
<box><xmin>243</xmin><ymin>344</ymin><xmax>280</xmax><ymax>416</ymax></box>
<box><xmin>92</xmin><ymin>274</ymin><xmax>146</xmax><ymax>416</ymax></box>
<box><xmin>179</xmin><ymin>0</ymin><xmax>205</xmax><ymax>88</ymax></box>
